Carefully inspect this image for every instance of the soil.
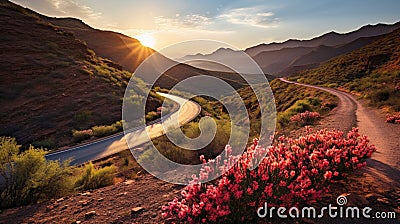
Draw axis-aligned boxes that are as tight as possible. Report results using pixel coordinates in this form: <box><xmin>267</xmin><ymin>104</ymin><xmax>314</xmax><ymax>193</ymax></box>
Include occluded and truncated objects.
<box><xmin>1</xmin><ymin>81</ymin><xmax>399</xmax><ymax>223</ymax></box>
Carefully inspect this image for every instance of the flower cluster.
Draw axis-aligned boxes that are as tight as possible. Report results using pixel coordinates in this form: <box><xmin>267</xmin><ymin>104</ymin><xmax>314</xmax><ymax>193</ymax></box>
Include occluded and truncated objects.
<box><xmin>161</xmin><ymin>127</ymin><xmax>375</xmax><ymax>223</ymax></box>
<box><xmin>386</xmin><ymin>114</ymin><xmax>400</xmax><ymax>124</ymax></box>
<box><xmin>290</xmin><ymin>111</ymin><xmax>321</xmax><ymax>126</ymax></box>
<box><xmin>156</xmin><ymin>106</ymin><xmax>163</xmax><ymax>115</ymax></box>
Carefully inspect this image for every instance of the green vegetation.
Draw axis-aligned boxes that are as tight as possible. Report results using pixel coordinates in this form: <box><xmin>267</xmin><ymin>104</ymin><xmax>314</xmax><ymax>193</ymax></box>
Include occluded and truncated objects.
<box><xmin>72</xmin><ymin>120</ymin><xmax>123</xmax><ymax>143</ymax></box>
<box><xmin>270</xmin><ymin>79</ymin><xmax>338</xmax><ymax>132</ymax></box>
<box><xmin>74</xmin><ymin>162</ymin><xmax>116</xmax><ymax>191</ymax></box>
<box><xmin>0</xmin><ymin>137</ymin><xmax>73</xmax><ymax>208</ymax></box>
<box><xmin>290</xmin><ymin>29</ymin><xmax>400</xmax><ymax>112</ymax></box>
<box><xmin>0</xmin><ymin>137</ymin><xmax>119</xmax><ymax>209</ymax></box>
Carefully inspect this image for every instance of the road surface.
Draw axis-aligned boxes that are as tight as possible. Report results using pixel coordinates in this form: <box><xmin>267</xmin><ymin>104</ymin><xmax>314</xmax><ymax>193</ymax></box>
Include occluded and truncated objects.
<box><xmin>280</xmin><ymin>78</ymin><xmax>400</xmax><ymax>188</ymax></box>
<box><xmin>45</xmin><ymin>93</ymin><xmax>201</xmax><ymax>165</ymax></box>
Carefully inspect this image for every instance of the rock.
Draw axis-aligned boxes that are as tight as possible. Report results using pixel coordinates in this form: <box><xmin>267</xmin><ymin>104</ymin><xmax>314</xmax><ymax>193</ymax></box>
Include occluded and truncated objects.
<box><xmin>365</xmin><ymin>193</ymin><xmax>379</xmax><ymax>202</ymax></box>
<box><xmin>85</xmin><ymin>211</ymin><xmax>96</xmax><ymax>219</ymax></box>
<box><xmin>46</xmin><ymin>205</ymin><xmax>54</xmax><ymax>211</ymax></box>
<box><xmin>125</xmin><ymin>180</ymin><xmax>135</xmax><ymax>185</ymax></box>
<box><xmin>79</xmin><ymin>200</ymin><xmax>89</xmax><ymax>206</ymax></box>
<box><xmin>131</xmin><ymin>207</ymin><xmax>144</xmax><ymax>215</ymax></box>
<box><xmin>61</xmin><ymin>204</ymin><xmax>69</xmax><ymax>210</ymax></box>
<box><xmin>97</xmin><ymin>198</ymin><xmax>104</xmax><ymax>202</ymax></box>
<box><xmin>71</xmin><ymin>221</ymin><xmax>81</xmax><ymax>224</ymax></box>
<box><xmin>117</xmin><ymin>192</ymin><xmax>127</xmax><ymax>197</ymax></box>
<box><xmin>377</xmin><ymin>198</ymin><xmax>391</xmax><ymax>205</ymax></box>
<box><xmin>56</xmin><ymin>197</ymin><xmax>65</xmax><ymax>203</ymax></box>
<box><xmin>81</xmin><ymin>191</ymin><xmax>91</xmax><ymax>196</ymax></box>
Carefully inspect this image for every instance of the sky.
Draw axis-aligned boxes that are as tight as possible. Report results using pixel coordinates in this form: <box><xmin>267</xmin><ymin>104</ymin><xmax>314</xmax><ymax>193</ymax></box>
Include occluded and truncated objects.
<box><xmin>11</xmin><ymin>0</ymin><xmax>400</xmax><ymax>57</ymax></box>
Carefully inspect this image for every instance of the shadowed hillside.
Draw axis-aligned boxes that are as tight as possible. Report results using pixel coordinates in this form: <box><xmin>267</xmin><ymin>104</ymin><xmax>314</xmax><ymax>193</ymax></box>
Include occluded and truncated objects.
<box><xmin>0</xmin><ymin>1</ymin><xmax>159</xmax><ymax>148</ymax></box>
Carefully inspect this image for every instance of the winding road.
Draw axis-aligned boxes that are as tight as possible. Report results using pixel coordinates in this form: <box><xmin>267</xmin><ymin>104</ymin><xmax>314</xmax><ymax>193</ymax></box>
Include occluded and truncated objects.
<box><xmin>280</xmin><ymin>78</ymin><xmax>400</xmax><ymax>189</ymax></box>
<box><xmin>45</xmin><ymin>93</ymin><xmax>201</xmax><ymax>165</ymax></box>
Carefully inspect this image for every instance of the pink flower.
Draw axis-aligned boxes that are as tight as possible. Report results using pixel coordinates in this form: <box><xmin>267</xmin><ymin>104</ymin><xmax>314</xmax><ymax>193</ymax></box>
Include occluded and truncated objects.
<box><xmin>324</xmin><ymin>171</ymin><xmax>332</xmax><ymax>180</ymax></box>
<box><xmin>161</xmin><ymin>128</ymin><xmax>376</xmax><ymax>223</ymax></box>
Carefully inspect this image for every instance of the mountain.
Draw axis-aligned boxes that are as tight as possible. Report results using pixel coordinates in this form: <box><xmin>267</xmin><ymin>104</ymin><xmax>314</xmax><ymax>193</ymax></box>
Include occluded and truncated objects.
<box><xmin>0</xmin><ymin>1</ymin><xmax>159</xmax><ymax>148</ymax></box>
<box><xmin>42</xmin><ymin>15</ymin><xmax>250</xmax><ymax>92</ymax></box>
<box><xmin>177</xmin><ymin>22</ymin><xmax>400</xmax><ymax>76</ymax></box>
<box><xmin>294</xmin><ymin>28</ymin><xmax>400</xmax><ymax>111</ymax></box>
<box><xmin>177</xmin><ymin>48</ymin><xmax>243</xmax><ymax>72</ymax></box>
<box><xmin>278</xmin><ymin>35</ymin><xmax>382</xmax><ymax>76</ymax></box>
<box><xmin>245</xmin><ymin>22</ymin><xmax>400</xmax><ymax>57</ymax></box>
<box><xmin>0</xmin><ymin>0</ymin><xmax>252</xmax><ymax>148</ymax></box>
<box><xmin>252</xmin><ymin>46</ymin><xmax>315</xmax><ymax>74</ymax></box>
<box><xmin>7</xmin><ymin>6</ymin><xmax>155</xmax><ymax>73</ymax></box>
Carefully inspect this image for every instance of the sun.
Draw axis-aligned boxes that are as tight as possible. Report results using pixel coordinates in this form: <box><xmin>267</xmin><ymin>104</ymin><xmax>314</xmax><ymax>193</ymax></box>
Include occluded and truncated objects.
<box><xmin>136</xmin><ymin>34</ymin><xmax>156</xmax><ymax>48</ymax></box>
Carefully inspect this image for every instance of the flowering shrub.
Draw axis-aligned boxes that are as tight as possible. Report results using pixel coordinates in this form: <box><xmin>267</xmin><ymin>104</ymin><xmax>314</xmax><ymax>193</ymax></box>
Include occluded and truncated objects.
<box><xmin>386</xmin><ymin>114</ymin><xmax>400</xmax><ymax>124</ymax></box>
<box><xmin>290</xmin><ymin>111</ymin><xmax>321</xmax><ymax>126</ymax></box>
<box><xmin>161</xmin><ymin>127</ymin><xmax>375</xmax><ymax>223</ymax></box>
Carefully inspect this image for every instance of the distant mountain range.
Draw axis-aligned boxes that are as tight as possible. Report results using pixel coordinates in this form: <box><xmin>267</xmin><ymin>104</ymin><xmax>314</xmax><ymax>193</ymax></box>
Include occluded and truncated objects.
<box><xmin>178</xmin><ymin>22</ymin><xmax>400</xmax><ymax>76</ymax></box>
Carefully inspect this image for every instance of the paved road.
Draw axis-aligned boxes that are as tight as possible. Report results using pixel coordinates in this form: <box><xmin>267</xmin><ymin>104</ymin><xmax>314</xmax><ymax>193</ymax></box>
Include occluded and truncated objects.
<box><xmin>45</xmin><ymin>93</ymin><xmax>201</xmax><ymax>165</ymax></box>
<box><xmin>280</xmin><ymin>78</ymin><xmax>400</xmax><ymax>188</ymax></box>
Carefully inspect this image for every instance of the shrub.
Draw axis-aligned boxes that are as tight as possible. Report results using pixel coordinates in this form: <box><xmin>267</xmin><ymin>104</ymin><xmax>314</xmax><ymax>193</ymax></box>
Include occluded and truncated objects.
<box><xmin>290</xmin><ymin>111</ymin><xmax>321</xmax><ymax>126</ymax></box>
<box><xmin>145</xmin><ymin>111</ymin><xmax>160</xmax><ymax>122</ymax></box>
<box><xmin>74</xmin><ymin>162</ymin><xmax>116</xmax><ymax>190</ymax></box>
<box><xmin>371</xmin><ymin>89</ymin><xmax>391</xmax><ymax>102</ymax></box>
<box><xmin>72</xmin><ymin>129</ymin><xmax>93</xmax><ymax>142</ymax></box>
<box><xmin>161</xmin><ymin>128</ymin><xmax>375</xmax><ymax>223</ymax></box>
<box><xmin>386</xmin><ymin>114</ymin><xmax>400</xmax><ymax>124</ymax></box>
<box><xmin>0</xmin><ymin>137</ymin><xmax>73</xmax><ymax>208</ymax></box>
<box><xmin>91</xmin><ymin>125</ymin><xmax>118</xmax><ymax>137</ymax></box>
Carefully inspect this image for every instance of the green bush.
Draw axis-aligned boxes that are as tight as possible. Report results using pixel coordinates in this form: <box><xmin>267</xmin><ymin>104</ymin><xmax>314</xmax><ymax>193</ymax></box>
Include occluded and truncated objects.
<box><xmin>72</xmin><ymin>129</ymin><xmax>92</xmax><ymax>142</ymax></box>
<box><xmin>74</xmin><ymin>162</ymin><xmax>116</xmax><ymax>190</ymax></box>
<box><xmin>91</xmin><ymin>125</ymin><xmax>118</xmax><ymax>137</ymax></box>
<box><xmin>145</xmin><ymin>111</ymin><xmax>160</xmax><ymax>122</ymax></box>
<box><xmin>0</xmin><ymin>137</ymin><xmax>73</xmax><ymax>208</ymax></box>
<box><xmin>371</xmin><ymin>88</ymin><xmax>391</xmax><ymax>102</ymax></box>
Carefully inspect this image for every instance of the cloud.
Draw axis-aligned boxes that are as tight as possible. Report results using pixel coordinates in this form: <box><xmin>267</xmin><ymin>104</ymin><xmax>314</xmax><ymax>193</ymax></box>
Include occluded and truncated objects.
<box><xmin>154</xmin><ymin>14</ymin><xmax>212</xmax><ymax>30</ymax></box>
<box><xmin>12</xmin><ymin>0</ymin><xmax>101</xmax><ymax>23</ymax></box>
<box><xmin>47</xmin><ymin>0</ymin><xmax>101</xmax><ymax>21</ymax></box>
<box><xmin>218</xmin><ymin>7</ymin><xmax>278</xmax><ymax>28</ymax></box>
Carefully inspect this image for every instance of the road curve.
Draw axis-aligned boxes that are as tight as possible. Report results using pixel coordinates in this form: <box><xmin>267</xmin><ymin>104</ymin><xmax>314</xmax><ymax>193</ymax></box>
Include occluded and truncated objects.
<box><xmin>280</xmin><ymin>78</ymin><xmax>400</xmax><ymax>188</ymax></box>
<box><xmin>45</xmin><ymin>93</ymin><xmax>201</xmax><ymax>165</ymax></box>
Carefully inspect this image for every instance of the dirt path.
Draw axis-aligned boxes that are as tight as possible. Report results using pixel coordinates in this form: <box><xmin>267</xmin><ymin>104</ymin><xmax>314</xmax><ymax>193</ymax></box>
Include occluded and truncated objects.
<box><xmin>280</xmin><ymin>78</ymin><xmax>400</xmax><ymax>189</ymax></box>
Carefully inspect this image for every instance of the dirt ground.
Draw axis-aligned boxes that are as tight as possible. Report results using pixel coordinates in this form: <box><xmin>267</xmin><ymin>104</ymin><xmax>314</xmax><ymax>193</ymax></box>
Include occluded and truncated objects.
<box><xmin>1</xmin><ymin>83</ymin><xmax>399</xmax><ymax>223</ymax></box>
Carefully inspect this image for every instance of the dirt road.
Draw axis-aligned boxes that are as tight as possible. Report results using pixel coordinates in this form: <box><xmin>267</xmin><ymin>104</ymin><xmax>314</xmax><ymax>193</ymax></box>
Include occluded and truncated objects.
<box><xmin>280</xmin><ymin>78</ymin><xmax>400</xmax><ymax>189</ymax></box>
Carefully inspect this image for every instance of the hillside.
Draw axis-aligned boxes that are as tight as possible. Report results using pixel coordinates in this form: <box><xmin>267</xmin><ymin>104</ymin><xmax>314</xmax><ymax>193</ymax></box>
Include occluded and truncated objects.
<box><xmin>43</xmin><ymin>17</ymin><xmax>157</xmax><ymax>73</ymax></box>
<box><xmin>177</xmin><ymin>22</ymin><xmax>399</xmax><ymax>76</ymax></box>
<box><xmin>42</xmin><ymin>17</ymin><xmax>249</xmax><ymax>91</ymax></box>
<box><xmin>245</xmin><ymin>22</ymin><xmax>400</xmax><ymax>57</ymax></box>
<box><xmin>279</xmin><ymin>35</ymin><xmax>381</xmax><ymax>76</ymax></box>
<box><xmin>0</xmin><ymin>1</ymin><xmax>160</xmax><ymax>148</ymax></box>
<box><xmin>292</xmin><ymin>28</ymin><xmax>400</xmax><ymax>111</ymax></box>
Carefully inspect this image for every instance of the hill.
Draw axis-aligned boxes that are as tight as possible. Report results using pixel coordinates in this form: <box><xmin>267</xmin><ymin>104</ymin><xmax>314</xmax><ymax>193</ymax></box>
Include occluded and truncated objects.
<box><xmin>291</xmin><ymin>28</ymin><xmax>400</xmax><ymax>111</ymax></box>
<box><xmin>177</xmin><ymin>22</ymin><xmax>399</xmax><ymax>76</ymax></box>
<box><xmin>0</xmin><ymin>1</ymin><xmax>160</xmax><ymax>148</ymax></box>
<box><xmin>41</xmin><ymin>17</ymin><xmax>249</xmax><ymax>91</ymax></box>
<box><xmin>245</xmin><ymin>22</ymin><xmax>400</xmax><ymax>57</ymax></box>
